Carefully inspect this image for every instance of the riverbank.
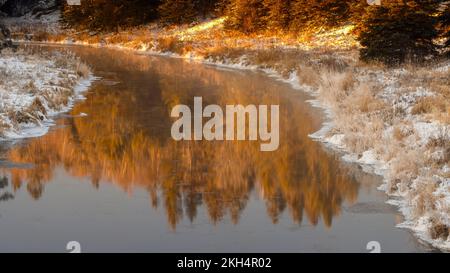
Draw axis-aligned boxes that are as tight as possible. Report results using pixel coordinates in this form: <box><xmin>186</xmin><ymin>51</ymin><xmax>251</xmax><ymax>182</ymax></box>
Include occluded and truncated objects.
<box><xmin>6</xmin><ymin>17</ymin><xmax>450</xmax><ymax>250</ymax></box>
<box><xmin>0</xmin><ymin>48</ymin><xmax>92</xmax><ymax>139</ymax></box>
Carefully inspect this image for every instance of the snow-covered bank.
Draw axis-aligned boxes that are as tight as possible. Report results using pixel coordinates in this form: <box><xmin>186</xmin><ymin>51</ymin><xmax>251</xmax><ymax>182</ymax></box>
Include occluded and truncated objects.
<box><xmin>304</xmin><ymin>64</ymin><xmax>450</xmax><ymax>251</ymax></box>
<box><xmin>0</xmin><ymin>48</ymin><xmax>93</xmax><ymax>140</ymax></box>
<box><xmin>6</xmin><ymin>17</ymin><xmax>450</xmax><ymax>251</ymax></box>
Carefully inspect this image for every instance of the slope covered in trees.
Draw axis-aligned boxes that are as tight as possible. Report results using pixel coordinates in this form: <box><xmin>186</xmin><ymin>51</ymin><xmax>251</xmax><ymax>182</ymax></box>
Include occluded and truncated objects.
<box><xmin>60</xmin><ymin>0</ymin><xmax>450</xmax><ymax>65</ymax></box>
<box><xmin>61</xmin><ymin>0</ymin><xmax>368</xmax><ymax>31</ymax></box>
<box><xmin>223</xmin><ymin>0</ymin><xmax>366</xmax><ymax>32</ymax></box>
<box><xmin>61</xmin><ymin>0</ymin><xmax>221</xmax><ymax>30</ymax></box>
<box><xmin>61</xmin><ymin>0</ymin><xmax>161</xmax><ymax>31</ymax></box>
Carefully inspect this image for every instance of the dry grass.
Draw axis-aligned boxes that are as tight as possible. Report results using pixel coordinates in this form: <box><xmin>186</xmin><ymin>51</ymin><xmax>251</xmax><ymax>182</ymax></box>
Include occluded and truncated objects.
<box><xmin>250</xmin><ymin>49</ymin><xmax>306</xmax><ymax>77</ymax></box>
<box><xmin>297</xmin><ymin>66</ymin><xmax>321</xmax><ymax>87</ymax></box>
<box><xmin>426</xmin><ymin>129</ymin><xmax>450</xmax><ymax>166</ymax></box>
<box><xmin>393</xmin><ymin>126</ymin><xmax>408</xmax><ymax>141</ymax></box>
<box><xmin>409</xmin><ymin>180</ymin><xmax>437</xmax><ymax>219</ymax></box>
<box><xmin>0</xmin><ymin>120</ymin><xmax>10</xmax><ymax>136</ymax></box>
<box><xmin>0</xmin><ymin>49</ymin><xmax>91</xmax><ymax>135</ymax></box>
<box><xmin>427</xmin><ymin>131</ymin><xmax>449</xmax><ymax>150</ymax></box>
<box><xmin>396</xmin><ymin>65</ymin><xmax>450</xmax><ymax>124</ymax></box>
<box><xmin>156</xmin><ymin>36</ymin><xmax>185</xmax><ymax>54</ymax></box>
<box><xmin>394</xmin><ymin>150</ymin><xmax>422</xmax><ymax>180</ymax></box>
<box><xmin>344</xmin><ymin>84</ymin><xmax>386</xmax><ymax>113</ymax></box>
<box><xmin>429</xmin><ymin>216</ymin><xmax>450</xmax><ymax>240</ymax></box>
<box><xmin>412</xmin><ymin>97</ymin><xmax>447</xmax><ymax>115</ymax></box>
<box><xmin>340</xmin><ymin>115</ymin><xmax>385</xmax><ymax>155</ymax></box>
<box><xmin>295</xmin><ymin>54</ymin><xmax>450</xmax><ymax>246</ymax></box>
<box><xmin>315</xmin><ymin>55</ymin><xmax>350</xmax><ymax>72</ymax></box>
<box><xmin>24</xmin><ymin>80</ymin><xmax>37</xmax><ymax>94</ymax></box>
<box><xmin>205</xmin><ymin>47</ymin><xmax>249</xmax><ymax>63</ymax></box>
<box><xmin>76</xmin><ymin>61</ymin><xmax>91</xmax><ymax>78</ymax></box>
<box><xmin>317</xmin><ymin>70</ymin><xmax>355</xmax><ymax>105</ymax></box>
<box><xmin>106</xmin><ymin>33</ymin><xmax>131</xmax><ymax>44</ymax></box>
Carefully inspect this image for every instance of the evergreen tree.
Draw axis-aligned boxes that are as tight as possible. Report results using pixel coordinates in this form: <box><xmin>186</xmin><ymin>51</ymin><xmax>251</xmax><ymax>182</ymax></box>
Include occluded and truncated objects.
<box><xmin>215</xmin><ymin>0</ymin><xmax>231</xmax><ymax>16</ymax></box>
<box><xmin>289</xmin><ymin>0</ymin><xmax>358</xmax><ymax>32</ymax></box>
<box><xmin>441</xmin><ymin>2</ymin><xmax>450</xmax><ymax>55</ymax></box>
<box><xmin>158</xmin><ymin>0</ymin><xmax>196</xmax><ymax>24</ymax></box>
<box><xmin>225</xmin><ymin>0</ymin><xmax>267</xmax><ymax>33</ymax></box>
<box><xmin>61</xmin><ymin>0</ymin><xmax>95</xmax><ymax>29</ymax></box>
<box><xmin>196</xmin><ymin>0</ymin><xmax>219</xmax><ymax>18</ymax></box>
<box><xmin>262</xmin><ymin>0</ymin><xmax>291</xmax><ymax>31</ymax></box>
<box><xmin>347</xmin><ymin>0</ymin><xmax>370</xmax><ymax>32</ymax></box>
<box><xmin>62</xmin><ymin>0</ymin><xmax>160</xmax><ymax>31</ymax></box>
<box><xmin>315</xmin><ymin>0</ymin><xmax>352</xmax><ymax>26</ymax></box>
<box><xmin>358</xmin><ymin>0</ymin><xmax>440</xmax><ymax>65</ymax></box>
<box><xmin>289</xmin><ymin>0</ymin><xmax>317</xmax><ymax>31</ymax></box>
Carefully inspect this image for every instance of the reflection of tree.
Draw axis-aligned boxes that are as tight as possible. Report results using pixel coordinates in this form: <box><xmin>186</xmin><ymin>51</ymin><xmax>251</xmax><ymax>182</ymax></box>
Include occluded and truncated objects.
<box><xmin>1</xmin><ymin>47</ymin><xmax>359</xmax><ymax>229</ymax></box>
<box><xmin>0</xmin><ymin>176</ymin><xmax>14</xmax><ymax>203</ymax></box>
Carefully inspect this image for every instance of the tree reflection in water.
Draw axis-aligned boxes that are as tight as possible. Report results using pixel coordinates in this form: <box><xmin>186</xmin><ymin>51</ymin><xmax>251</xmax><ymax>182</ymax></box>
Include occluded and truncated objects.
<box><xmin>0</xmin><ymin>46</ymin><xmax>359</xmax><ymax>229</ymax></box>
<box><xmin>0</xmin><ymin>176</ymin><xmax>14</xmax><ymax>204</ymax></box>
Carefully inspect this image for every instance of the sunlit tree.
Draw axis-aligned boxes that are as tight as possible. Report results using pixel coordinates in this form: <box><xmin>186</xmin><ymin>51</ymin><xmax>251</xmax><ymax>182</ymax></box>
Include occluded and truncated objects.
<box><xmin>262</xmin><ymin>0</ymin><xmax>291</xmax><ymax>31</ymax></box>
<box><xmin>225</xmin><ymin>0</ymin><xmax>267</xmax><ymax>32</ymax></box>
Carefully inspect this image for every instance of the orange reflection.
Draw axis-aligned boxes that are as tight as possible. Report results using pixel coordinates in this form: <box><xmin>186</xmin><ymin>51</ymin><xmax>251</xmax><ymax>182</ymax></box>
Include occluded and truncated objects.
<box><xmin>1</xmin><ymin>47</ymin><xmax>359</xmax><ymax>229</ymax></box>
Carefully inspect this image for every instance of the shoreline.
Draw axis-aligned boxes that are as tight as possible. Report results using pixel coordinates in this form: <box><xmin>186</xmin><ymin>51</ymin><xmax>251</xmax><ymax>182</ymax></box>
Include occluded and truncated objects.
<box><xmin>0</xmin><ymin>48</ymin><xmax>94</xmax><ymax>141</ymax></box>
<box><xmin>0</xmin><ymin>76</ymin><xmax>94</xmax><ymax>140</ymax></box>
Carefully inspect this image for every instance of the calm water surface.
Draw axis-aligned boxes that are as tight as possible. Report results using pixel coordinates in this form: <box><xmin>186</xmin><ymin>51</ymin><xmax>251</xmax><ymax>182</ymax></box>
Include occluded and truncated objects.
<box><xmin>0</xmin><ymin>45</ymin><xmax>434</xmax><ymax>252</ymax></box>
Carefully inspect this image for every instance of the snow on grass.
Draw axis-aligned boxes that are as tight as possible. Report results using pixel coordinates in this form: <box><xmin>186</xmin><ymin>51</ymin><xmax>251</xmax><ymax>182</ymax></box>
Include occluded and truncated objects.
<box><xmin>0</xmin><ymin>48</ymin><xmax>93</xmax><ymax>140</ymax></box>
<box><xmin>312</xmin><ymin>64</ymin><xmax>450</xmax><ymax>251</ymax></box>
<box><xmin>2</xmin><ymin>10</ymin><xmax>61</xmax><ymax>35</ymax></box>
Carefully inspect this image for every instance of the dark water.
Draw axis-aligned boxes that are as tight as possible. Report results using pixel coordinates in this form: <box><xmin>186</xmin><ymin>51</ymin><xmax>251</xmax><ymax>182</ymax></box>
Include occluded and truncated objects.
<box><xmin>0</xmin><ymin>45</ymin><xmax>433</xmax><ymax>252</ymax></box>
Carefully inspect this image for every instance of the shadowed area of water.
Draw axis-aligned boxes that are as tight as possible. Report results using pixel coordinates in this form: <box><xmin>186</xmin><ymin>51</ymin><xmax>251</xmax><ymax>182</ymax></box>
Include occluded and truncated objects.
<box><xmin>0</xmin><ymin>45</ymin><xmax>435</xmax><ymax>252</ymax></box>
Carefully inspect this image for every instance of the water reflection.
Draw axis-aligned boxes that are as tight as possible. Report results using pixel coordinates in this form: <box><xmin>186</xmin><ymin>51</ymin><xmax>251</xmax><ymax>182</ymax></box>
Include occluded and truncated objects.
<box><xmin>0</xmin><ymin>176</ymin><xmax>14</xmax><ymax>203</ymax></box>
<box><xmin>1</xmin><ymin>46</ymin><xmax>359</xmax><ymax>229</ymax></box>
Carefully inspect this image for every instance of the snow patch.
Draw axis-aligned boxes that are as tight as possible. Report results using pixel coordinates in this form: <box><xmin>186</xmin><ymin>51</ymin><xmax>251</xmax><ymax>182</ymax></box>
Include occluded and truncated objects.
<box><xmin>0</xmin><ymin>51</ymin><xmax>94</xmax><ymax>141</ymax></box>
